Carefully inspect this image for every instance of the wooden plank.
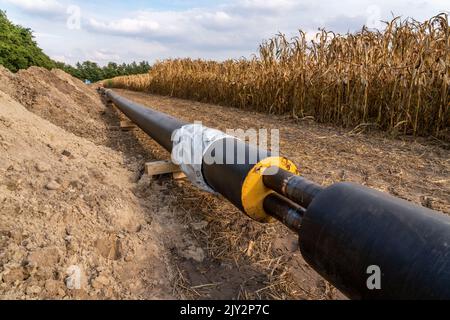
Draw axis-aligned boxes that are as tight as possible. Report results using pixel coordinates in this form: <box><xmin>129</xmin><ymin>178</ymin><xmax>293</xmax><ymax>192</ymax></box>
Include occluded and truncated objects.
<box><xmin>173</xmin><ymin>172</ymin><xmax>187</xmax><ymax>180</ymax></box>
<box><xmin>145</xmin><ymin>160</ymin><xmax>182</xmax><ymax>176</ymax></box>
<box><xmin>120</xmin><ymin>120</ymin><xmax>136</xmax><ymax>131</ymax></box>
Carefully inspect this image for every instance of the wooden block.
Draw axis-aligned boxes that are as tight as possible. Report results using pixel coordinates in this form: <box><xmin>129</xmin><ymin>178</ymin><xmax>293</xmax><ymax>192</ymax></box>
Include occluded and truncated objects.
<box><xmin>145</xmin><ymin>160</ymin><xmax>182</xmax><ymax>176</ymax></box>
<box><xmin>120</xmin><ymin>120</ymin><xmax>136</xmax><ymax>131</ymax></box>
<box><xmin>173</xmin><ymin>172</ymin><xmax>187</xmax><ymax>180</ymax></box>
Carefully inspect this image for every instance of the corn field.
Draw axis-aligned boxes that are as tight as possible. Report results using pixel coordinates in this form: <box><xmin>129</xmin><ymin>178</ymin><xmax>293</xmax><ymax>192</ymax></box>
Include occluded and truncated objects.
<box><xmin>105</xmin><ymin>14</ymin><xmax>450</xmax><ymax>140</ymax></box>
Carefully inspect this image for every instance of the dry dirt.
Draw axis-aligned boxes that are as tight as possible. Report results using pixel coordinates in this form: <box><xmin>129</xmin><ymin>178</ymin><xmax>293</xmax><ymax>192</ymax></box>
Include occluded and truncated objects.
<box><xmin>0</xmin><ymin>66</ymin><xmax>177</xmax><ymax>299</ymax></box>
<box><xmin>0</xmin><ymin>66</ymin><xmax>448</xmax><ymax>300</ymax></box>
<box><xmin>0</xmin><ymin>66</ymin><xmax>108</xmax><ymax>145</ymax></box>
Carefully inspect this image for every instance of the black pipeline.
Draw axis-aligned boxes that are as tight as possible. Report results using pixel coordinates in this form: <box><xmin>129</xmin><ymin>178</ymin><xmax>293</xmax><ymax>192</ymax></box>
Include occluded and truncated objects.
<box><xmin>102</xmin><ymin>89</ymin><xmax>301</xmax><ymax>225</ymax></box>
<box><xmin>105</xmin><ymin>89</ymin><xmax>186</xmax><ymax>151</ymax></box>
<box><xmin>101</xmin><ymin>88</ymin><xmax>450</xmax><ymax>300</ymax></box>
<box><xmin>265</xmin><ymin>168</ymin><xmax>450</xmax><ymax>299</ymax></box>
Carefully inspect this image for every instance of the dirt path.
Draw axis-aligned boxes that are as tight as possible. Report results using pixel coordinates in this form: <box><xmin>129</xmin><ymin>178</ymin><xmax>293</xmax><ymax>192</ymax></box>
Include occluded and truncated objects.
<box><xmin>106</xmin><ymin>89</ymin><xmax>450</xmax><ymax>299</ymax></box>
<box><xmin>2</xmin><ymin>66</ymin><xmax>338</xmax><ymax>300</ymax></box>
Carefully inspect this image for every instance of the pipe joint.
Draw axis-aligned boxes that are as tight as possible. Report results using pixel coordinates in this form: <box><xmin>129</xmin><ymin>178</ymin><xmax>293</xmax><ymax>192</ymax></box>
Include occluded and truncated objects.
<box><xmin>171</xmin><ymin>124</ymin><xmax>231</xmax><ymax>193</ymax></box>
<box><xmin>241</xmin><ymin>157</ymin><xmax>299</xmax><ymax>223</ymax></box>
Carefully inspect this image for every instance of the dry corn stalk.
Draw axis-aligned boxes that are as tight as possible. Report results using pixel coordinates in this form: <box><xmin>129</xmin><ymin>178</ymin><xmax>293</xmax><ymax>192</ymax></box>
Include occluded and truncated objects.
<box><xmin>105</xmin><ymin>14</ymin><xmax>450</xmax><ymax>140</ymax></box>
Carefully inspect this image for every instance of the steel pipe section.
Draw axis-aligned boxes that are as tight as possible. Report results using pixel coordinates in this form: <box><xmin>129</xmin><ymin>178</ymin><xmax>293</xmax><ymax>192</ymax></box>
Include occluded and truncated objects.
<box><xmin>201</xmin><ymin>138</ymin><xmax>263</xmax><ymax>212</ymax></box>
<box><xmin>263</xmin><ymin>167</ymin><xmax>324</xmax><ymax>208</ymax></box>
<box><xmin>263</xmin><ymin>193</ymin><xmax>304</xmax><ymax>232</ymax></box>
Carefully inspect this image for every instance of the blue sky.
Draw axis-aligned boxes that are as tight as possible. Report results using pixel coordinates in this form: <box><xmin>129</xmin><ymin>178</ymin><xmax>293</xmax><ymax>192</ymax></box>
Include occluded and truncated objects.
<box><xmin>1</xmin><ymin>0</ymin><xmax>448</xmax><ymax>66</ymax></box>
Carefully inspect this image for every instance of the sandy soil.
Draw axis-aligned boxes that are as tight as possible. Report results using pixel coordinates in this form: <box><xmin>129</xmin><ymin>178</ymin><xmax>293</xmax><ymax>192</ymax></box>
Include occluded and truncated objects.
<box><xmin>0</xmin><ymin>67</ymin><xmax>176</xmax><ymax>300</ymax></box>
<box><xmin>0</xmin><ymin>66</ymin><xmax>108</xmax><ymax>145</ymax></box>
<box><xmin>0</xmin><ymin>66</ymin><xmax>448</xmax><ymax>300</ymax></box>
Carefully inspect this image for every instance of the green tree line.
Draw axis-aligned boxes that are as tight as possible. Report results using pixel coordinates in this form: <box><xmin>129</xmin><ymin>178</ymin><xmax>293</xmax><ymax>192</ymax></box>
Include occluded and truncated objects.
<box><xmin>0</xmin><ymin>10</ymin><xmax>54</xmax><ymax>72</ymax></box>
<box><xmin>55</xmin><ymin>61</ymin><xmax>151</xmax><ymax>83</ymax></box>
<box><xmin>0</xmin><ymin>10</ymin><xmax>151</xmax><ymax>81</ymax></box>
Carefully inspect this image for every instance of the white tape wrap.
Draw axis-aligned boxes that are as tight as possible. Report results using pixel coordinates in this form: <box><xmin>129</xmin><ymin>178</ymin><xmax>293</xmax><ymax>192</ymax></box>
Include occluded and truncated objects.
<box><xmin>171</xmin><ymin>124</ymin><xmax>230</xmax><ymax>193</ymax></box>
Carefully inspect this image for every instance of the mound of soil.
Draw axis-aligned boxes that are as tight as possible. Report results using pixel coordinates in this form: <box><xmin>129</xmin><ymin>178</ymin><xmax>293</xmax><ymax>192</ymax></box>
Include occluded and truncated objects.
<box><xmin>0</xmin><ymin>70</ymin><xmax>175</xmax><ymax>299</ymax></box>
<box><xmin>0</xmin><ymin>66</ymin><xmax>107</xmax><ymax>145</ymax></box>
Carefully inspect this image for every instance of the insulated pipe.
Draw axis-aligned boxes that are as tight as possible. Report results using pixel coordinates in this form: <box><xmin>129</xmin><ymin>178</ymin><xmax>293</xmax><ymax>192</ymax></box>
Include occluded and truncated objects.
<box><xmin>299</xmin><ymin>182</ymin><xmax>450</xmax><ymax>300</ymax></box>
<box><xmin>105</xmin><ymin>89</ymin><xmax>187</xmax><ymax>151</ymax></box>
<box><xmin>265</xmin><ymin>170</ymin><xmax>450</xmax><ymax>299</ymax></box>
<box><xmin>102</xmin><ymin>88</ymin><xmax>450</xmax><ymax>300</ymax></box>
<box><xmin>201</xmin><ymin>137</ymin><xmax>269</xmax><ymax>215</ymax></box>
<box><xmin>103</xmin><ymin>88</ymin><xmax>298</xmax><ymax>223</ymax></box>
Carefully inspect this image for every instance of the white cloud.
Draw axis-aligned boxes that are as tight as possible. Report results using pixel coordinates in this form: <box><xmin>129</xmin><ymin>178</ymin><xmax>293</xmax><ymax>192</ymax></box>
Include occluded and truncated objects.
<box><xmin>34</xmin><ymin>32</ymin><xmax>62</xmax><ymax>39</ymax></box>
<box><xmin>3</xmin><ymin>0</ymin><xmax>448</xmax><ymax>65</ymax></box>
<box><xmin>91</xmin><ymin>50</ymin><xmax>121</xmax><ymax>62</ymax></box>
<box><xmin>238</xmin><ymin>0</ymin><xmax>300</xmax><ymax>12</ymax></box>
<box><xmin>194</xmin><ymin>11</ymin><xmax>234</xmax><ymax>30</ymax></box>
<box><xmin>84</xmin><ymin>5</ymin><xmax>271</xmax><ymax>50</ymax></box>
<box><xmin>88</xmin><ymin>17</ymin><xmax>160</xmax><ymax>36</ymax></box>
<box><xmin>50</xmin><ymin>54</ymin><xmax>68</xmax><ymax>63</ymax></box>
<box><xmin>4</xmin><ymin>0</ymin><xmax>65</xmax><ymax>15</ymax></box>
<box><xmin>81</xmin><ymin>0</ymin><xmax>448</xmax><ymax>62</ymax></box>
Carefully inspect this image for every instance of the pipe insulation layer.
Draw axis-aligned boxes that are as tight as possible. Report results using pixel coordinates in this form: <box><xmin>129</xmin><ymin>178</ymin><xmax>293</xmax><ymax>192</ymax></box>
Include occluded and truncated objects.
<box><xmin>300</xmin><ymin>182</ymin><xmax>450</xmax><ymax>300</ymax></box>
<box><xmin>171</xmin><ymin>124</ymin><xmax>232</xmax><ymax>192</ymax></box>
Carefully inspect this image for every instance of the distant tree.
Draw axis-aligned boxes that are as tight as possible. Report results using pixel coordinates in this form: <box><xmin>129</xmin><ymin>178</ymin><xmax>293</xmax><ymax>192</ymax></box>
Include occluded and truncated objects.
<box><xmin>56</xmin><ymin>60</ymin><xmax>152</xmax><ymax>82</ymax></box>
<box><xmin>103</xmin><ymin>62</ymin><xmax>119</xmax><ymax>79</ymax></box>
<box><xmin>0</xmin><ymin>9</ymin><xmax>151</xmax><ymax>81</ymax></box>
<box><xmin>0</xmin><ymin>10</ymin><xmax>55</xmax><ymax>72</ymax></box>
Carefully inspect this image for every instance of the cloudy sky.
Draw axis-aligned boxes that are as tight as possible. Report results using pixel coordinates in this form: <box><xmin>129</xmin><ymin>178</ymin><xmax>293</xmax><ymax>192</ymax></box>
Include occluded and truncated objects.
<box><xmin>1</xmin><ymin>0</ymin><xmax>448</xmax><ymax>65</ymax></box>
